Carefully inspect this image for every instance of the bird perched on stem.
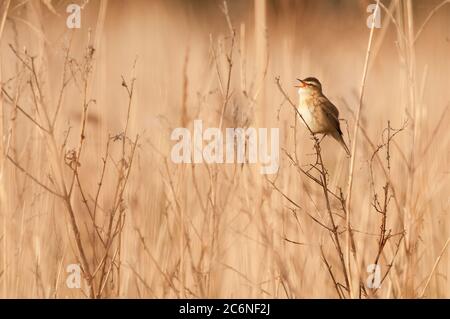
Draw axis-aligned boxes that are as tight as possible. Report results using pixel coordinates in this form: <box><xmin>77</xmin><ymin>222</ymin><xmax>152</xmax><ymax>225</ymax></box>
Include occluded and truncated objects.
<box><xmin>295</xmin><ymin>77</ymin><xmax>350</xmax><ymax>156</ymax></box>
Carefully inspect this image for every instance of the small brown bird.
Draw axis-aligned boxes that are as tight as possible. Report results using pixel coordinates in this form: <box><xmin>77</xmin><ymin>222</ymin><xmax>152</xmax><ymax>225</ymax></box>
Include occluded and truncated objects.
<box><xmin>295</xmin><ymin>77</ymin><xmax>350</xmax><ymax>156</ymax></box>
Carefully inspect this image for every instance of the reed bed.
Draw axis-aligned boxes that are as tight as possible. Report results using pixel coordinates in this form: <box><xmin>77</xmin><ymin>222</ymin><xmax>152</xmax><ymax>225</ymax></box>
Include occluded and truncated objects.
<box><xmin>0</xmin><ymin>0</ymin><xmax>449</xmax><ymax>298</ymax></box>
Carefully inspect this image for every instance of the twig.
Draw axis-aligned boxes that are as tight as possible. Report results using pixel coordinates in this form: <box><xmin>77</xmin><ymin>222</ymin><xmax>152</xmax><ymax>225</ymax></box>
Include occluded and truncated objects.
<box><xmin>321</xmin><ymin>245</ymin><xmax>343</xmax><ymax>299</ymax></box>
<box><xmin>6</xmin><ymin>154</ymin><xmax>62</xmax><ymax>198</ymax></box>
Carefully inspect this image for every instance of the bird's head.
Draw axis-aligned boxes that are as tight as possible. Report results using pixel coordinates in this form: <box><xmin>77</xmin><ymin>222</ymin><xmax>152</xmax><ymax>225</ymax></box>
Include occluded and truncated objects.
<box><xmin>295</xmin><ymin>77</ymin><xmax>322</xmax><ymax>95</ymax></box>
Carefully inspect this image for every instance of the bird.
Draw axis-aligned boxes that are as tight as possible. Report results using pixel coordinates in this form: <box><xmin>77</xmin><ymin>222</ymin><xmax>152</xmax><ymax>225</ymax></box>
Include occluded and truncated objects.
<box><xmin>295</xmin><ymin>77</ymin><xmax>350</xmax><ymax>156</ymax></box>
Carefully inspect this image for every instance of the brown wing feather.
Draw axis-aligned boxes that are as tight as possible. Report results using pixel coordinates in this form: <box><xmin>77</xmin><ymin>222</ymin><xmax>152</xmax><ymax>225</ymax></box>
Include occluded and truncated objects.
<box><xmin>313</xmin><ymin>94</ymin><xmax>350</xmax><ymax>155</ymax></box>
<box><xmin>316</xmin><ymin>96</ymin><xmax>342</xmax><ymax>134</ymax></box>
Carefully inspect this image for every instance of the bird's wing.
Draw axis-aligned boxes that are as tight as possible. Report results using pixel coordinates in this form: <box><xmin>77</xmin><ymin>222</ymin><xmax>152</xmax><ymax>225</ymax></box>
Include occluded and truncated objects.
<box><xmin>317</xmin><ymin>96</ymin><xmax>339</xmax><ymax>118</ymax></box>
<box><xmin>316</xmin><ymin>96</ymin><xmax>343</xmax><ymax>134</ymax></box>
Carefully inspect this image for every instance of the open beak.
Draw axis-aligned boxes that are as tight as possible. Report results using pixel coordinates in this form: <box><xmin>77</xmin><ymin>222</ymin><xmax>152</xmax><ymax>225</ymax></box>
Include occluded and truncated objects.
<box><xmin>295</xmin><ymin>78</ymin><xmax>306</xmax><ymax>88</ymax></box>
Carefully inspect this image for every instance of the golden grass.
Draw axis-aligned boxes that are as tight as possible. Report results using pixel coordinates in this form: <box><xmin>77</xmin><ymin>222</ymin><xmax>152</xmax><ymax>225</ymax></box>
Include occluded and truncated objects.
<box><xmin>0</xmin><ymin>0</ymin><xmax>449</xmax><ymax>298</ymax></box>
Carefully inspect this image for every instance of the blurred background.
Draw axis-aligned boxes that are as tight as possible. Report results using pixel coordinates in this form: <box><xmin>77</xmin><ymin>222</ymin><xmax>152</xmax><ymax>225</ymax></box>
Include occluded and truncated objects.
<box><xmin>0</xmin><ymin>0</ymin><xmax>449</xmax><ymax>298</ymax></box>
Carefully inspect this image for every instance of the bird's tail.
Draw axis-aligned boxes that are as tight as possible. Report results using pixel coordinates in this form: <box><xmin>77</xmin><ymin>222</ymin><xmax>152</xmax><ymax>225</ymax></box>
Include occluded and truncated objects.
<box><xmin>332</xmin><ymin>130</ymin><xmax>350</xmax><ymax>156</ymax></box>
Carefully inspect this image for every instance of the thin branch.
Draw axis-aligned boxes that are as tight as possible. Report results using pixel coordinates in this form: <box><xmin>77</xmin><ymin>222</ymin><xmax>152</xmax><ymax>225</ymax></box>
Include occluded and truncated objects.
<box><xmin>6</xmin><ymin>154</ymin><xmax>62</xmax><ymax>198</ymax></box>
<box><xmin>1</xmin><ymin>87</ymin><xmax>49</xmax><ymax>133</ymax></box>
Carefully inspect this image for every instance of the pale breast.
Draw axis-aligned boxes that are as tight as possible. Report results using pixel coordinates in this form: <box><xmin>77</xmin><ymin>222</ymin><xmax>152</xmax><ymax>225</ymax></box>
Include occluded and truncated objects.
<box><xmin>298</xmin><ymin>93</ymin><xmax>317</xmax><ymax>131</ymax></box>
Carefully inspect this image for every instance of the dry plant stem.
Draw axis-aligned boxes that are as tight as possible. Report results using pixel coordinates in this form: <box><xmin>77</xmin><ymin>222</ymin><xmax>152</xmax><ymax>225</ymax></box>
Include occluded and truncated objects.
<box><xmin>98</xmin><ymin>246</ymin><xmax>120</xmax><ymax>296</ymax></box>
<box><xmin>6</xmin><ymin>43</ymin><xmax>139</xmax><ymax>298</ymax></box>
<box><xmin>344</xmin><ymin>103</ymin><xmax>405</xmax><ymax>225</ymax></box>
<box><xmin>5</xmin><ymin>46</ymin><xmax>96</xmax><ymax>298</ymax></box>
<box><xmin>68</xmin><ymin>46</ymin><xmax>95</xmax><ymax>197</ymax></box>
<box><xmin>368</xmin><ymin>0</ymin><xmax>398</xmax><ymax>73</ymax></box>
<box><xmin>315</xmin><ymin>143</ymin><xmax>350</xmax><ymax>294</ymax></box>
<box><xmin>91</xmin><ymin>137</ymin><xmax>111</xmax><ymax>255</ymax></box>
<box><xmin>96</xmin><ymin>135</ymin><xmax>139</xmax><ymax>298</ymax></box>
<box><xmin>414</xmin><ymin>0</ymin><xmax>450</xmax><ymax>43</ymax></box>
<box><xmin>414</xmin><ymin>104</ymin><xmax>448</xmax><ymax>171</ymax></box>
<box><xmin>283</xmin><ymin>151</ymin><xmax>341</xmax><ymax>201</ymax></box>
<box><xmin>419</xmin><ymin>237</ymin><xmax>450</xmax><ymax>298</ymax></box>
<box><xmin>402</xmin><ymin>1</ymin><xmax>419</xmax><ymax>295</ymax></box>
<box><xmin>366</xmin><ymin>122</ymin><xmax>406</xmax><ymax>297</ymax></box>
<box><xmin>115</xmin><ymin>70</ymin><xmax>137</xmax><ymax>295</ymax></box>
<box><xmin>136</xmin><ymin>228</ymin><xmax>179</xmax><ymax>294</ymax></box>
<box><xmin>377</xmin><ymin>2</ymin><xmax>407</xmax><ymax>44</ymax></box>
<box><xmin>0</xmin><ymin>1</ymin><xmax>10</xmax><ymax>39</ymax></box>
<box><xmin>74</xmin><ymin>171</ymin><xmax>106</xmax><ymax>250</ymax></box>
<box><xmin>0</xmin><ymin>2</ymin><xmax>11</xmax><ymax>298</ymax></box>
<box><xmin>321</xmin><ymin>246</ymin><xmax>343</xmax><ymax>298</ymax></box>
<box><xmin>217</xmin><ymin>1</ymin><xmax>235</xmax><ymax>131</ymax></box>
<box><xmin>266</xmin><ymin>177</ymin><xmax>333</xmax><ymax>232</ymax></box>
<box><xmin>162</xmin><ymin>158</ymin><xmax>185</xmax><ymax>298</ymax></box>
<box><xmin>1</xmin><ymin>87</ymin><xmax>49</xmax><ymax>133</ymax></box>
<box><xmin>6</xmin><ymin>154</ymin><xmax>61</xmax><ymax>197</ymax></box>
<box><xmin>52</xmin><ymin>35</ymin><xmax>75</xmax><ymax>128</ymax></box>
<box><xmin>344</xmin><ymin>0</ymin><xmax>379</xmax><ymax>298</ymax></box>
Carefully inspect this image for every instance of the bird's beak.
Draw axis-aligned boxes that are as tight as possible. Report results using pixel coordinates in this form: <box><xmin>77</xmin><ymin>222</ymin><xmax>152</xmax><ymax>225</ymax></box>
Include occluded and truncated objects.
<box><xmin>295</xmin><ymin>78</ymin><xmax>306</xmax><ymax>88</ymax></box>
